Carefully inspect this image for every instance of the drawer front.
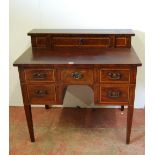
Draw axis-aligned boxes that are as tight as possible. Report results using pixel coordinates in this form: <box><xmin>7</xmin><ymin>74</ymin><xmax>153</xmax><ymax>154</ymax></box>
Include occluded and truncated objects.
<box><xmin>115</xmin><ymin>36</ymin><xmax>131</xmax><ymax>48</ymax></box>
<box><xmin>61</xmin><ymin>69</ymin><xmax>93</xmax><ymax>84</ymax></box>
<box><xmin>100</xmin><ymin>84</ymin><xmax>129</xmax><ymax>103</ymax></box>
<box><xmin>100</xmin><ymin>69</ymin><xmax>130</xmax><ymax>83</ymax></box>
<box><xmin>53</xmin><ymin>37</ymin><xmax>113</xmax><ymax>48</ymax></box>
<box><xmin>25</xmin><ymin>69</ymin><xmax>55</xmax><ymax>82</ymax></box>
<box><xmin>27</xmin><ymin>85</ymin><xmax>56</xmax><ymax>104</ymax></box>
<box><xmin>31</xmin><ymin>36</ymin><xmax>50</xmax><ymax>48</ymax></box>
<box><xmin>82</xmin><ymin>37</ymin><xmax>112</xmax><ymax>47</ymax></box>
<box><xmin>53</xmin><ymin>37</ymin><xmax>79</xmax><ymax>46</ymax></box>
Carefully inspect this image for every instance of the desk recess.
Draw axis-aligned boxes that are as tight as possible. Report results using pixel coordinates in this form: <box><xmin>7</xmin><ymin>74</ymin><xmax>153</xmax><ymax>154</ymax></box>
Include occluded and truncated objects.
<box><xmin>14</xmin><ymin>29</ymin><xmax>142</xmax><ymax>144</ymax></box>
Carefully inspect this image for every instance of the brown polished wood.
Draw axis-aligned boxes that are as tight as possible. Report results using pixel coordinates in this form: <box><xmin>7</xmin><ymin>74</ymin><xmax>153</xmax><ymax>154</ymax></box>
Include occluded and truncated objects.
<box><xmin>24</xmin><ymin>69</ymin><xmax>55</xmax><ymax>82</ymax></box>
<box><xmin>61</xmin><ymin>69</ymin><xmax>94</xmax><ymax>84</ymax></box>
<box><xmin>126</xmin><ymin>105</ymin><xmax>134</xmax><ymax>144</ymax></box>
<box><xmin>24</xmin><ymin>105</ymin><xmax>35</xmax><ymax>142</ymax></box>
<box><xmin>13</xmin><ymin>29</ymin><xmax>142</xmax><ymax>144</ymax></box>
<box><xmin>27</xmin><ymin>84</ymin><xmax>57</xmax><ymax>105</ymax></box>
<box><xmin>99</xmin><ymin>84</ymin><xmax>129</xmax><ymax>104</ymax></box>
<box><xmin>28</xmin><ymin>29</ymin><xmax>134</xmax><ymax>51</ymax></box>
<box><xmin>100</xmin><ymin>69</ymin><xmax>130</xmax><ymax>83</ymax></box>
<box><xmin>28</xmin><ymin>29</ymin><xmax>135</xmax><ymax>35</ymax></box>
<box><xmin>13</xmin><ymin>47</ymin><xmax>141</xmax><ymax>66</ymax></box>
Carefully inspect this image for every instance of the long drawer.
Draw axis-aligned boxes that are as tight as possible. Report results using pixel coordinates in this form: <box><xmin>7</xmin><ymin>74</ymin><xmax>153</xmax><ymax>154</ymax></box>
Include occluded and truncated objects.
<box><xmin>52</xmin><ymin>37</ymin><xmax>113</xmax><ymax>48</ymax></box>
<box><xmin>30</xmin><ymin>35</ymin><xmax>132</xmax><ymax>50</ymax></box>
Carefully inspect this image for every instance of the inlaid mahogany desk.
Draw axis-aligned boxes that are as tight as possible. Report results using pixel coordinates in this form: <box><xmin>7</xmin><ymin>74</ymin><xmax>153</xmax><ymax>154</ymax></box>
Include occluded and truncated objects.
<box><xmin>13</xmin><ymin>29</ymin><xmax>142</xmax><ymax>144</ymax></box>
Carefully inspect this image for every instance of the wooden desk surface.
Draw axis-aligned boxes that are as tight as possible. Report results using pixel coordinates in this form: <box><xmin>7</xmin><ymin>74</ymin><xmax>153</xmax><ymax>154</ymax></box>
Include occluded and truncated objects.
<box><xmin>13</xmin><ymin>47</ymin><xmax>141</xmax><ymax>67</ymax></box>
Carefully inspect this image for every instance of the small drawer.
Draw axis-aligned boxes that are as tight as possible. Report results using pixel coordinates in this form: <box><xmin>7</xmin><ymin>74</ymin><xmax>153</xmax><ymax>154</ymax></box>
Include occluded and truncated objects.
<box><xmin>61</xmin><ymin>69</ymin><xmax>93</xmax><ymax>84</ymax></box>
<box><xmin>31</xmin><ymin>36</ymin><xmax>50</xmax><ymax>48</ymax></box>
<box><xmin>100</xmin><ymin>69</ymin><xmax>130</xmax><ymax>83</ymax></box>
<box><xmin>25</xmin><ymin>69</ymin><xmax>55</xmax><ymax>82</ymax></box>
<box><xmin>115</xmin><ymin>36</ymin><xmax>131</xmax><ymax>48</ymax></box>
<box><xmin>100</xmin><ymin>84</ymin><xmax>129</xmax><ymax>103</ymax></box>
<box><xmin>27</xmin><ymin>84</ymin><xmax>56</xmax><ymax>104</ymax></box>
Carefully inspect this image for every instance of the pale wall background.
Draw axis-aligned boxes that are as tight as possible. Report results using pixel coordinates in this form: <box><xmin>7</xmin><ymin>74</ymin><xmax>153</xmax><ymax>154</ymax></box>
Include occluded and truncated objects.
<box><xmin>10</xmin><ymin>0</ymin><xmax>145</xmax><ymax>108</ymax></box>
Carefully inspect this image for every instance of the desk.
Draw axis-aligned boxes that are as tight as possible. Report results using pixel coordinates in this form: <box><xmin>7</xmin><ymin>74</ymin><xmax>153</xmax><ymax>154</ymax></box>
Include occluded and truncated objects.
<box><xmin>13</xmin><ymin>29</ymin><xmax>142</xmax><ymax>144</ymax></box>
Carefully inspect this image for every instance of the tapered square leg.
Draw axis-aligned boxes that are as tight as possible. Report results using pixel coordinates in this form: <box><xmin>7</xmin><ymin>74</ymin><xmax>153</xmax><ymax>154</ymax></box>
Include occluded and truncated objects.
<box><xmin>121</xmin><ymin>106</ymin><xmax>124</xmax><ymax>111</ymax></box>
<box><xmin>126</xmin><ymin>105</ymin><xmax>134</xmax><ymax>144</ymax></box>
<box><xmin>45</xmin><ymin>105</ymin><xmax>50</xmax><ymax>109</ymax></box>
<box><xmin>24</xmin><ymin>105</ymin><xmax>35</xmax><ymax>142</ymax></box>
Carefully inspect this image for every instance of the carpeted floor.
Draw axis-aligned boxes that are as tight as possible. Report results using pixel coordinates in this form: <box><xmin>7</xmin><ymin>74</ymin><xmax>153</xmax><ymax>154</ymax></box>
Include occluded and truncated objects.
<box><xmin>9</xmin><ymin>107</ymin><xmax>144</xmax><ymax>155</ymax></box>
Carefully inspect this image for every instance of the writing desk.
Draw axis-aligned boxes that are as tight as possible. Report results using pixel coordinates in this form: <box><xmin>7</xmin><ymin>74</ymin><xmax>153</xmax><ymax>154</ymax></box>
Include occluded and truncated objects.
<box><xmin>13</xmin><ymin>29</ymin><xmax>142</xmax><ymax>144</ymax></box>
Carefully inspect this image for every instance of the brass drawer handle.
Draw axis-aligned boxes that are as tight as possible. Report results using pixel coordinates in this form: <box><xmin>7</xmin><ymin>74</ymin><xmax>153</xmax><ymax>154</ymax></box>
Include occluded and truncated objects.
<box><xmin>107</xmin><ymin>72</ymin><xmax>121</xmax><ymax>80</ymax></box>
<box><xmin>35</xmin><ymin>90</ymin><xmax>48</xmax><ymax>97</ymax></box>
<box><xmin>71</xmin><ymin>72</ymin><xmax>82</xmax><ymax>79</ymax></box>
<box><xmin>32</xmin><ymin>72</ymin><xmax>47</xmax><ymax>80</ymax></box>
<box><xmin>108</xmin><ymin>91</ymin><xmax>120</xmax><ymax>98</ymax></box>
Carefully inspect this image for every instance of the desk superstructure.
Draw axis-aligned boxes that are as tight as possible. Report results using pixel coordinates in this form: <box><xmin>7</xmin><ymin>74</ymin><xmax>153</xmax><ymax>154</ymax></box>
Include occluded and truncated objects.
<box><xmin>13</xmin><ymin>29</ymin><xmax>142</xmax><ymax>144</ymax></box>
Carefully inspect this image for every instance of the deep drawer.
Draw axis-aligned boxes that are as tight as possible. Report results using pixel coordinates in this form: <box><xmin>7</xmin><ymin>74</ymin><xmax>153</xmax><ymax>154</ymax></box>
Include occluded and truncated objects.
<box><xmin>61</xmin><ymin>69</ymin><xmax>93</xmax><ymax>84</ymax></box>
<box><xmin>100</xmin><ymin>69</ymin><xmax>130</xmax><ymax>83</ymax></box>
<box><xmin>25</xmin><ymin>69</ymin><xmax>55</xmax><ymax>82</ymax></box>
<box><xmin>27</xmin><ymin>84</ymin><xmax>56</xmax><ymax>104</ymax></box>
<box><xmin>100</xmin><ymin>84</ymin><xmax>129</xmax><ymax>103</ymax></box>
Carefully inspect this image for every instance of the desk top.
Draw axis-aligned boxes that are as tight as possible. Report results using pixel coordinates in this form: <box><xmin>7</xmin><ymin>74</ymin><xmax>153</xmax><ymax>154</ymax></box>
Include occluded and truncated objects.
<box><xmin>28</xmin><ymin>29</ymin><xmax>135</xmax><ymax>36</ymax></box>
<box><xmin>13</xmin><ymin>47</ymin><xmax>141</xmax><ymax>67</ymax></box>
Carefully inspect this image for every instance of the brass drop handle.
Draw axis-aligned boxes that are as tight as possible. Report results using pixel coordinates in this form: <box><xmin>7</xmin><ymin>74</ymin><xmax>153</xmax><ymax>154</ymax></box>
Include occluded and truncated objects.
<box><xmin>71</xmin><ymin>72</ymin><xmax>82</xmax><ymax>79</ymax></box>
<box><xmin>35</xmin><ymin>90</ymin><xmax>48</xmax><ymax>97</ymax></box>
<box><xmin>33</xmin><ymin>72</ymin><xmax>47</xmax><ymax>80</ymax></box>
<box><xmin>108</xmin><ymin>91</ymin><xmax>120</xmax><ymax>98</ymax></box>
<box><xmin>107</xmin><ymin>72</ymin><xmax>121</xmax><ymax>80</ymax></box>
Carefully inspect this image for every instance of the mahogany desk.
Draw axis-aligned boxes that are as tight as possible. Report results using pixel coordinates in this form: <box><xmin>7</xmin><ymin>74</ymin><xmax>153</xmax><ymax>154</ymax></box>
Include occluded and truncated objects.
<box><xmin>13</xmin><ymin>29</ymin><xmax>142</xmax><ymax>144</ymax></box>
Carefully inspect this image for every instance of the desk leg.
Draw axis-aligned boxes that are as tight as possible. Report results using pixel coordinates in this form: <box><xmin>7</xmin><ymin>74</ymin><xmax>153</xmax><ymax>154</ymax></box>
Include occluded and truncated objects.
<box><xmin>126</xmin><ymin>105</ymin><xmax>134</xmax><ymax>144</ymax></box>
<box><xmin>45</xmin><ymin>105</ymin><xmax>50</xmax><ymax>109</ymax></box>
<box><xmin>24</xmin><ymin>105</ymin><xmax>35</xmax><ymax>142</ymax></box>
<box><xmin>121</xmin><ymin>106</ymin><xmax>124</xmax><ymax>111</ymax></box>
